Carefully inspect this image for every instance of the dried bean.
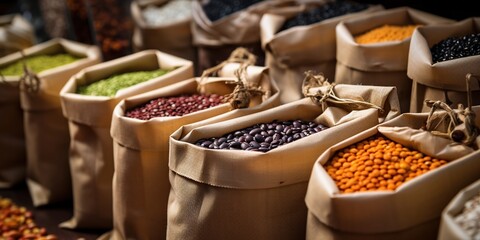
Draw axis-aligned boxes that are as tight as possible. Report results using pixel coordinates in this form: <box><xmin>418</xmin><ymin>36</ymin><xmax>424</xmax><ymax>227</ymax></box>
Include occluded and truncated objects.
<box><xmin>195</xmin><ymin>119</ymin><xmax>328</xmax><ymax>152</ymax></box>
<box><xmin>355</xmin><ymin>24</ymin><xmax>420</xmax><ymax>44</ymax></box>
<box><xmin>202</xmin><ymin>0</ymin><xmax>263</xmax><ymax>22</ymax></box>
<box><xmin>280</xmin><ymin>0</ymin><xmax>369</xmax><ymax>32</ymax></box>
<box><xmin>0</xmin><ymin>197</ymin><xmax>57</xmax><ymax>239</ymax></box>
<box><xmin>454</xmin><ymin>191</ymin><xmax>480</xmax><ymax>239</ymax></box>
<box><xmin>324</xmin><ymin>135</ymin><xmax>448</xmax><ymax>193</ymax></box>
<box><xmin>431</xmin><ymin>33</ymin><xmax>480</xmax><ymax>63</ymax></box>
<box><xmin>125</xmin><ymin>94</ymin><xmax>225</xmax><ymax>120</ymax></box>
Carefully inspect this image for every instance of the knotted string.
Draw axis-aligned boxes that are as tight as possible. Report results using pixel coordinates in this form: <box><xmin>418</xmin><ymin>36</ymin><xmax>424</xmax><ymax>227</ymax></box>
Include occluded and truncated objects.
<box><xmin>302</xmin><ymin>71</ymin><xmax>384</xmax><ymax>113</ymax></box>
<box><xmin>424</xmin><ymin>73</ymin><xmax>479</xmax><ymax>147</ymax></box>
<box><xmin>0</xmin><ymin>47</ymin><xmax>41</xmax><ymax>93</ymax></box>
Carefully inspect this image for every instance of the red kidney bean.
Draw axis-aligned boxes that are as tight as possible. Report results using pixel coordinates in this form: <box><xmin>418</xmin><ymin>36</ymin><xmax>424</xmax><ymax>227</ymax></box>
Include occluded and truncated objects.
<box><xmin>125</xmin><ymin>94</ymin><xmax>225</xmax><ymax>120</ymax></box>
<box><xmin>195</xmin><ymin>119</ymin><xmax>328</xmax><ymax>152</ymax></box>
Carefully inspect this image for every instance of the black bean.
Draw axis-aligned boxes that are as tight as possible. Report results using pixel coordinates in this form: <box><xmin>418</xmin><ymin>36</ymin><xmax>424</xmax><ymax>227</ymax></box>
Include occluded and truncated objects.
<box><xmin>431</xmin><ymin>33</ymin><xmax>480</xmax><ymax>63</ymax></box>
<box><xmin>202</xmin><ymin>0</ymin><xmax>263</xmax><ymax>22</ymax></box>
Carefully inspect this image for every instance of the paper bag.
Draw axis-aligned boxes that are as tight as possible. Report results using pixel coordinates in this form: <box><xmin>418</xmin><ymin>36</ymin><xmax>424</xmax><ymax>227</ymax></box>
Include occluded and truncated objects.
<box><xmin>407</xmin><ymin>17</ymin><xmax>480</xmax><ymax>112</ymax></box>
<box><xmin>334</xmin><ymin>7</ymin><xmax>453</xmax><ymax>113</ymax></box>
<box><xmin>167</xmin><ymin>83</ymin><xmax>400</xmax><ymax>240</ymax></box>
<box><xmin>260</xmin><ymin>2</ymin><xmax>383</xmax><ymax>103</ymax></box>
<box><xmin>305</xmin><ymin>106</ymin><xmax>480</xmax><ymax>239</ymax></box>
<box><xmin>59</xmin><ymin>50</ymin><xmax>193</xmax><ymax>230</ymax></box>
<box><xmin>0</xmin><ymin>14</ymin><xmax>35</xmax><ymax>57</ymax></box>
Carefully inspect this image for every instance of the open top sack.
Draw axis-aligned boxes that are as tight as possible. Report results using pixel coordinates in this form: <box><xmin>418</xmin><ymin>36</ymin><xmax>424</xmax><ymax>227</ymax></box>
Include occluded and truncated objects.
<box><xmin>59</xmin><ymin>50</ymin><xmax>193</xmax><ymax>230</ymax></box>
<box><xmin>408</xmin><ymin>17</ymin><xmax>480</xmax><ymax>112</ymax></box>
<box><xmin>335</xmin><ymin>7</ymin><xmax>454</xmax><ymax>113</ymax></box>
<box><xmin>167</xmin><ymin>73</ymin><xmax>400</xmax><ymax>240</ymax></box>
<box><xmin>260</xmin><ymin>0</ymin><xmax>383</xmax><ymax>103</ymax></box>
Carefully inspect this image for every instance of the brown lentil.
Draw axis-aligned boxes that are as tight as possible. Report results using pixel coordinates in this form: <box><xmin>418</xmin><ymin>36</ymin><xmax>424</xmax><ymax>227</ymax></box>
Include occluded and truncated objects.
<box><xmin>324</xmin><ymin>134</ymin><xmax>448</xmax><ymax>193</ymax></box>
<box><xmin>0</xmin><ymin>197</ymin><xmax>57</xmax><ymax>240</ymax></box>
<box><xmin>354</xmin><ymin>24</ymin><xmax>420</xmax><ymax>44</ymax></box>
<box><xmin>125</xmin><ymin>94</ymin><xmax>225</xmax><ymax>120</ymax></box>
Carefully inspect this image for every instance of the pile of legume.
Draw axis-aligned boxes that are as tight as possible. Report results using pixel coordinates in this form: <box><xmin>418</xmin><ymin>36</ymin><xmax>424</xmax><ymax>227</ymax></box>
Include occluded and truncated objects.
<box><xmin>280</xmin><ymin>0</ymin><xmax>369</xmax><ymax>32</ymax></box>
<box><xmin>431</xmin><ymin>33</ymin><xmax>480</xmax><ymax>63</ymax></box>
<box><xmin>195</xmin><ymin>119</ymin><xmax>328</xmax><ymax>152</ymax></box>
<box><xmin>324</xmin><ymin>135</ymin><xmax>448</xmax><ymax>193</ymax></box>
<box><xmin>0</xmin><ymin>53</ymin><xmax>81</xmax><ymax>76</ymax></box>
<box><xmin>454</xmin><ymin>191</ymin><xmax>480</xmax><ymax>239</ymax></box>
<box><xmin>354</xmin><ymin>24</ymin><xmax>420</xmax><ymax>44</ymax></box>
<box><xmin>142</xmin><ymin>1</ymin><xmax>192</xmax><ymax>26</ymax></box>
<box><xmin>202</xmin><ymin>0</ymin><xmax>263</xmax><ymax>22</ymax></box>
<box><xmin>0</xmin><ymin>197</ymin><xmax>57</xmax><ymax>239</ymax></box>
<box><xmin>125</xmin><ymin>93</ymin><xmax>225</xmax><ymax>120</ymax></box>
<box><xmin>76</xmin><ymin>68</ymin><xmax>172</xmax><ymax>97</ymax></box>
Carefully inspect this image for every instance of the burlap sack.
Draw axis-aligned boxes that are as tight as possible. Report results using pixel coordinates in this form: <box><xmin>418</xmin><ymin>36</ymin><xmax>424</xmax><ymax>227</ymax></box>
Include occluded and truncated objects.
<box><xmin>192</xmin><ymin>0</ymin><xmax>293</xmax><ymax>73</ymax></box>
<box><xmin>438</xmin><ymin>179</ymin><xmax>480</xmax><ymax>240</ymax></box>
<box><xmin>59</xmin><ymin>50</ymin><xmax>193</xmax><ymax>230</ymax></box>
<box><xmin>167</xmin><ymin>82</ymin><xmax>400</xmax><ymax>240</ymax></box>
<box><xmin>131</xmin><ymin>0</ymin><xmax>196</xmax><ymax>63</ymax></box>
<box><xmin>260</xmin><ymin>2</ymin><xmax>383</xmax><ymax>104</ymax></box>
<box><xmin>408</xmin><ymin>17</ymin><xmax>480</xmax><ymax>113</ymax></box>
<box><xmin>334</xmin><ymin>7</ymin><xmax>454</xmax><ymax>114</ymax></box>
<box><xmin>0</xmin><ymin>14</ymin><xmax>35</xmax><ymax>57</ymax></box>
<box><xmin>16</xmin><ymin>39</ymin><xmax>101</xmax><ymax>207</ymax></box>
<box><xmin>103</xmin><ymin>63</ymin><xmax>280</xmax><ymax>240</ymax></box>
<box><xmin>305</xmin><ymin>106</ymin><xmax>480</xmax><ymax>239</ymax></box>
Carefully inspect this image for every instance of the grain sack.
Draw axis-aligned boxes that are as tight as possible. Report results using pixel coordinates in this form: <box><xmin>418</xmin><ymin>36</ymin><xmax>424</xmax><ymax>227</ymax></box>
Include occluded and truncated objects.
<box><xmin>335</xmin><ymin>7</ymin><xmax>453</xmax><ymax>113</ymax></box>
<box><xmin>438</xmin><ymin>179</ymin><xmax>480</xmax><ymax>240</ymax></box>
<box><xmin>167</xmin><ymin>73</ymin><xmax>400</xmax><ymax>240</ymax></box>
<box><xmin>104</xmin><ymin>59</ymin><xmax>280</xmax><ymax>240</ymax></box>
<box><xmin>59</xmin><ymin>50</ymin><xmax>193</xmax><ymax>230</ymax></box>
<box><xmin>0</xmin><ymin>39</ymin><xmax>101</xmax><ymax>207</ymax></box>
<box><xmin>260</xmin><ymin>0</ymin><xmax>383</xmax><ymax>104</ymax></box>
<box><xmin>0</xmin><ymin>14</ymin><xmax>35</xmax><ymax>57</ymax></box>
<box><xmin>305</xmin><ymin>104</ymin><xmax>480</xmax><ymax>239</ymax></box>
<box><xmin>408</xmin><ymin>17</ymin><xmax>480</xmax><ymax>112</ymax></box>
<box><xmin>131</xmin><ymin>0</ymin><xmax>196</xmax><ymax>63</ymax></box>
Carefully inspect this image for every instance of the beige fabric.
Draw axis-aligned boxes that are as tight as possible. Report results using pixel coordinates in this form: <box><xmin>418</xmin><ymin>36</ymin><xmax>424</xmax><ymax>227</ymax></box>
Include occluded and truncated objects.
<box><xmin>438</xmin><ymin>179</ymin><xmax>480</xmax><ymax>240</ymax></box>
<box><xmin>407</xmin><ymin>17</ymin><xmax>480</xmax><ymax>112</ymax></box>
<box><xmin>305</xmin><ymin>106</ymin><xmax>480</xmax><ymax>238</ymax></box>
<box><xmin>167</xmin><ymin>84</ymin><xmax>400</xmax><ymax>240</ymax></box>
<box><xmin>131</xmin><ymin>0</ymin><xmax>196</xmax><ymax>62</ymax></box>
<box><xmin>0</xmin><ymin>14</ymin><xmax>35</xmax><ymax>57</ymax></box>
<box><xmin>260</xmin><ymin>3</ymin><xmax>384</xmax><ymax>104</ymax></box>
<box><xmin>334</xmin><ymin>7</ymin><xmax>453</xmax><ymax>113</ymax></box>
<box><xmin>0</xmin><ymin>39</ymin><xmax>101</xmax><ymax>205</ymax></box>
<box><xmin>59</xmin><ymin>50</ymin><xmax>193</xmax><ymax>230</ymax></box>
<box><xmin>108</xmin><ymin>64</ymin><xmax>280</xmax><ymax>240</ymax></box>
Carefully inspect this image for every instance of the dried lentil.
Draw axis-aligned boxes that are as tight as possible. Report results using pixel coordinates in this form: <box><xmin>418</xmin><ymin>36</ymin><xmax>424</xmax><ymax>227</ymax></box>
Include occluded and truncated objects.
<box><xmin>0</xmin><ymin>197</ymin><xmax>57</xmax><ymax>240</ymax></box>
<box><xmin>0</xmin><ymin>53</ymin><xmax>81</xmax><ymax>76</ymax></box>
<box><xmin>202</xmin><ymin>0</ymin><xmax>263</xmax><ymax>22</ymax></box>
<box><xmin>431</xmin><ymin>33</ymin><xmax>480</xmax><ymax>63</ymax></box>
<box><xmin>76</xmin><ymin>68</ymin><xmax>172</xmax><ymax>97</ymax></box>
<box><xmin>354</xmin><ymin>24</ymin><xmax>420</xmax><ymax>44</ymax></box>
<box><xmin>454</xmin><ymin>191</ymin><xmax>480</xmax><ymax>239</ymax></box>
<box><xmin>195</xmin><ymin>119</ymin><xmax>328</xmax><ymax>152</ymax></box>
<box><xmin>125</xmin><ymin>93</ymin><xmax>225</xmax><ymax>120</ymax></box>
<box><xmin>280</xmin><ymin>0</ymin><xmax>369</xmax><ymax>31</ymax></box>
<box><xmin>324</xmin><ymin>134</ymin><xmax>448</xmax><ymax>193</ymax></box>
<box><xmin>142</xmin><ymin>1</ymin><xmax>192</xmax><ymax>26</ymax></box>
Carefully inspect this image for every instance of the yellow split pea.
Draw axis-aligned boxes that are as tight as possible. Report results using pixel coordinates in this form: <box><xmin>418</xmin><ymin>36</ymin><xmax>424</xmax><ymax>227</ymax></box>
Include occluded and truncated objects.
<box><xmin>324</xmin><ymin>135</ymin><xmax>448</xmax><ymax>193</ymax></box>
<box><xmin>354</xmin><ymin>24</ymin><xmax>420</xmax><ymax>44</ymax></box>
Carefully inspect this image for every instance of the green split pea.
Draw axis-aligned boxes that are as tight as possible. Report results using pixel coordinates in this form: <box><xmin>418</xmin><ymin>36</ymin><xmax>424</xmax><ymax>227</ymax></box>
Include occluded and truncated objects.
<box><xmin>0</xmin><ymin>53</ymin><xmax>81</xmax><ymax>76</ymax></box>
<box><xmin>76</xmin><ymin>68</ymin><xmax>172</xmax><ymax>97</ymax></box>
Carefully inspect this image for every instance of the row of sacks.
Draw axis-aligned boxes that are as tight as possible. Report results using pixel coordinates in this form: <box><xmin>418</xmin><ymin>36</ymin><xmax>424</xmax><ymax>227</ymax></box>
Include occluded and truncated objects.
<box><xmin>131</xmin><ymin>0</ymin><xmax>480</xmax><ymax>114</ymax></box>
<box><xmin>0</xmin><ymin>37</ymin><xmax>478</xmax><ymax>240</ymax></box>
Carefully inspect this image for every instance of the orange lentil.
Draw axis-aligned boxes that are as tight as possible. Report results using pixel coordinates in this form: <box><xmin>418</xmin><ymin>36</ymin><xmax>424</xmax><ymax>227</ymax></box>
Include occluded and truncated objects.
<box><xmin>324</xmin><ymin>134</ymin><xmax>448</xmax><ymax>193</ymax></box>
<box><xmin>353</xmin><ymin>23</ymin><xmax>419</xmax><ymax>44</ymax></box>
